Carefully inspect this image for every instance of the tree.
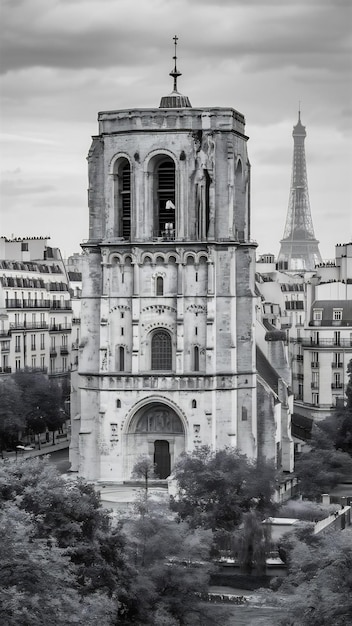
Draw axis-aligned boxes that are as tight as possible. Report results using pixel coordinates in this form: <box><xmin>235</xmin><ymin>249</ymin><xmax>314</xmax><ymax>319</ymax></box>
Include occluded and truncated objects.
<box><xmin>0</xmin><ymin>378</ymin><xmax>26</xmax><ymax>455</ymax></box>
<box><xmin>295</xmin><ymin>425</ymin><xmax>352</xmax><ymax>499</ymax></box>
<box><xmin>278</xmin><ymin>528</ymin><xmax>352</xmax><ymax>625</ymax></box>
<box><xmin>121</xmin><ymin>497</ymin><xmax>220</xmax><ymax>626</ymax></box>
<box><xmin>0</xmin><ymin>457</ymin><xmax>131</xmax><ymax>607</ymax></box>
<box><xmin>0</xmin><ymin>502</ymin><xmax>115</xmax><ymax>626</ymax></box>
<box><xmin>317</xmin><ymin>359</ymin><xmax>352</xmax><ymax>456</ymax></box>
<box><xmin>237</xmin><ymin>510</ymin><xmax>271</xmax><ymax>575</ymax></box>
<box><xmin>170</xmin><ymin>446</ymin><xmax>276</xmax><ymax>531</ymax></box>
<box><xmin>132</xmin><ymin>455</ymin><xmax>157</xmax><ymax>495</ymax></box>
<box><xmin>13</xmin><ymin>368</ymin><xmax>64</xmax><ymax>445</ymax></box>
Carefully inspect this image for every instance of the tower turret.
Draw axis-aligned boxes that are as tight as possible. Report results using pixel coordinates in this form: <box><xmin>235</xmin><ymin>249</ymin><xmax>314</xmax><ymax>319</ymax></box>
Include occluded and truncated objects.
<box><xmin>278</xmin><ymin>111</ymin><xmax>322</xmax><ymax>270</ymax></box>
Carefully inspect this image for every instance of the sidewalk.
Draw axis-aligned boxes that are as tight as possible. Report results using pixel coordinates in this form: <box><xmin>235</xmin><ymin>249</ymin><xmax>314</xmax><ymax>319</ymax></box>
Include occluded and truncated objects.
<box><xmin>2</xmin><ymin>438</ymin><xmax>69</xmax><ymax>461</ymax></box>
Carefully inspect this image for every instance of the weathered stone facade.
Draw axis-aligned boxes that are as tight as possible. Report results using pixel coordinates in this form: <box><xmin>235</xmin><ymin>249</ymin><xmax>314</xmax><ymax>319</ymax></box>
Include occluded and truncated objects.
<box><xmin>70</xmin><ymin>103</ymin><xmax>258</xmax><ymax>482</ymax></box>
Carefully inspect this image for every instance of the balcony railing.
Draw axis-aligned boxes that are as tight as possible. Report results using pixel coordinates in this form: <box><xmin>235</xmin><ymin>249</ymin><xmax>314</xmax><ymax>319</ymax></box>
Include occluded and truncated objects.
<box><xmin>331</xmin><ymin>383</ymin><xmax>343</xmax><ymax>389</ymax></box>
<box><xmin>0</xmin><ymin>366</ymin><xmax>12</xmax><ymax>373</ymax></box>
<box><xmin>6</xmin><ymin>299</ymin><xmax>52</xmax><ymax>309</ymax></box>
<box><xmin>50</xmin><ymin>349</ymin><xmax>57</xmax><ymax>356</ymax></box>
<box><xmin>10</xmin><ymin>322</ymin><xmax>49</xmax><ymax>330</ymax></box>
<box><xmin>50</xmin><ymin>302</ymin><xmax>72</xmax><ymax>311</ymax></box>
<box><xmin>296</xmin><ymin>355</ymin><xmax>303</xmax><ymax>361</ymax></box>
<box><xmin>23</xmin><ymin>300</ymin><xmax>51</xmax><ymax>309</ymax></box>
<box><xmin>302</xmin><ymin>339</ymin><xmax>352</xmax><ymax>348</ymax></box>
<box><xmin>311</xmin><ymin>383</ymin><xmax>319</xmax><ymax>389</ymax></box>
<box><xmin>60</xmin><ymin>346</ymin><xmax>69</xmax><ymax>355</ymax></box>
<box><xmin>311</xmin><ymin>362</ymin><xmax>319</xmax><ymax>368</ymax></box>
<box><xmin>331</xmin><ymin>362</ymin><xmax>343</xmax><ymax>368</ymax></box>
<box><xmin>49</xmin><ymin>324</ymin><xmax>72</xmax><ymax>332</ymax></box>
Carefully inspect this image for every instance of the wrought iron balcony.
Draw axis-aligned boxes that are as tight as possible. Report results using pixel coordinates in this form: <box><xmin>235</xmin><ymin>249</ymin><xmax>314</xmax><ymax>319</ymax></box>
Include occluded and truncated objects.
<box><xmin>302</xmin><ymin>339</ymin><xmax>352</xmax><ymax>348</ymax></box>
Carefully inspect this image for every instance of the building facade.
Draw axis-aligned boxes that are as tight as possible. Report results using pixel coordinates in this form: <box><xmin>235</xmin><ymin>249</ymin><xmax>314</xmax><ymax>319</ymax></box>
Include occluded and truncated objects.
<box><xmin>256</xmin><ymin>242</ymin><xmax>352</xmax><ymax>427</ymax></box>
<box><xmin>70</xmin><ymin>71</ymin><xmax>260</xmax><ymax>481</ymax></box>
<box><xmin>0</xmin><ymin>237</ymin><xmax>72</xmax><ymax>380</ymax></box>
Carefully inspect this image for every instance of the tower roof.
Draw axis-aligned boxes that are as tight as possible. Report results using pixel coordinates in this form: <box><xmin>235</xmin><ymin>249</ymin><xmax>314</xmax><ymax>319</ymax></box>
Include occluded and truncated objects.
<box><xmin>159</xmin><ymin>36</ymin><xmax>192</xmax><ymax>109</ymax></box>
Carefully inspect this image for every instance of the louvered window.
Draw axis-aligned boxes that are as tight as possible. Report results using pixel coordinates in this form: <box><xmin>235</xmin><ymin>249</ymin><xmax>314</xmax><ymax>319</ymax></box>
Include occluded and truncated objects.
<box><xmin>157</xmin><ymin>160</ymin><xmax>175</xmax><ymax>237</ymax></box>
<box><xmin>121</xmin><ymin>163</ymin><xmax>131</xmax><ymax>238</ymax></box>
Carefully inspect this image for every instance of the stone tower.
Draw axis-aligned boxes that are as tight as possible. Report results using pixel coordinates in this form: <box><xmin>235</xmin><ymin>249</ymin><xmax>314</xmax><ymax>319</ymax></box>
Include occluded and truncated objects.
<box><xmin>70</xmin><ymin>45</ymin><xmax>257</xmax><ymax>482</ymax></box>
<box><xmin>278</xmin><ymin>111</ymin><xmax>322</xmax><ymax>271</ymax></box>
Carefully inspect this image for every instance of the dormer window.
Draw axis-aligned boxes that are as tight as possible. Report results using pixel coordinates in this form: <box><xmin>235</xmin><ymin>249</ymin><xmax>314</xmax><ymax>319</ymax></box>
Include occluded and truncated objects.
<box><xmin>333</xmin><ymin>309</ymin><xmax>342</xmax><ymax>321</ymax></box>
<box><xmin>313</xmin><ymin>309</ymin><xmax>322</xmax><ymax>321</ymax></box>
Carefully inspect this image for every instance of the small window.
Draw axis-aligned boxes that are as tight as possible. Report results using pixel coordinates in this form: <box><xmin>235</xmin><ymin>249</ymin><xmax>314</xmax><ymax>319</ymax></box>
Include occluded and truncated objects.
<box><xmin>241</xmin><ymin>407</ymin><xmax>248</xmax><ymax>421</ymax></box>
<box><xmin>193</xmin><ymin>346</ymin><xmax>199</xmax><ymax>371</ymax></box>
<box><xmin>192</xmin><ymin>399</ymin><xmax>197</xmax><ymax>408</ymax></box>
<box><xmin>333</xmin><ymin>309</ymin><xmax>342</xmax><ymax>321</ymax></box>
<box><xmin>116</xmin><ymin>399</ymin><xmax>121</xmax><ymax>408</ymax></box>
<box><xmin>119</xmin><ymin>346</ymin><xmax>125</xmax><ymax>372</ymax></box>
<box><xmin>313</xmin><ymin>309</ymin><xmax>322</xmax><ymax>321</ymax></box>
<box><xmin>156</xmin><ymin>276</ymin><xmax>164</xmax><ymax>296</ymax></box>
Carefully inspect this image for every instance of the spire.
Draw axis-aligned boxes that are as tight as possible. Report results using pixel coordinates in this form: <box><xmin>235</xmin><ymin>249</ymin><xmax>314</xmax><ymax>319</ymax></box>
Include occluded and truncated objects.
<box><xmin>293</xmin><ymin>104</ymin><xmax>306</xmax><ymax>137</ymax></box>
<box><xmin>277</xmin><ymin>112</ymin><xmax>322</xmax><ymax>271</ymax></box>
<box><xmin>159</xmin><ymin>35</ymin><xmax>192</xmax><ymax>108</ymax></box>
<box><xmin>170</xmin><ymin>35</ymin><xmax>182</xmax><ymax>92</ymax></box>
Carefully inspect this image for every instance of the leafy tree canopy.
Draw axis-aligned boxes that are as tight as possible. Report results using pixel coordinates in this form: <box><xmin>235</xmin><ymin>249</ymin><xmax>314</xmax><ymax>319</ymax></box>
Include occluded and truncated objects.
<box><xmin>0</xmin><ymin>378</ymin><xmax>26</xmax><ymax>453</ymax></box>
<box><xmin>170</xmin><ymin>446</ymin><xmax>276</xmax><ymax>531</ymax></box>
<box><xmin>295</xmin><ymin>425</ymin><xmax>352</xmax><ymax>500</ymax></box>
<box><xmin>278</xmin><ymin>527</ymin><xmax>352</xmax><ymax>625</ymax></box>
<box><xmin>0</xmin><ymin>501</ymin><xmax>115</xmax><ymax>626</ymax></box>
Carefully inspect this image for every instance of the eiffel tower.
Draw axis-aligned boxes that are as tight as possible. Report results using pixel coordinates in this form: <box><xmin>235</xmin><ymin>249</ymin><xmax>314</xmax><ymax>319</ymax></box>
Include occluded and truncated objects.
<box><xmin>278</xmin><ymin>111</ymin><xmax>322</xmax><ymax>271</ymax></box>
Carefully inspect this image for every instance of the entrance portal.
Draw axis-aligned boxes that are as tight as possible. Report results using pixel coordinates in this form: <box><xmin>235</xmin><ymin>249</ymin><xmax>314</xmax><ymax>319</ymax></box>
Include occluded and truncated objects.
<box><xmin>154</xmin><ymin>440</ymin><xmax>170</xmax><ymax>479</ymax></box>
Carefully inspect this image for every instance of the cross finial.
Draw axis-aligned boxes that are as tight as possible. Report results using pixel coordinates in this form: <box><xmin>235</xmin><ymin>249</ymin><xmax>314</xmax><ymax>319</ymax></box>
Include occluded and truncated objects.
<box><xmin>170</xmin><ymin>34</ymin><xmax>182</xmax><ymax>92</ymax></box>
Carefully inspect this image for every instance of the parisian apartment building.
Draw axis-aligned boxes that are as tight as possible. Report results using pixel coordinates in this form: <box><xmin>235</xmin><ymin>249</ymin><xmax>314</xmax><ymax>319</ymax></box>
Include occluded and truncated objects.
<box><xmin>256</xmin><ymin>241</ymin><xmax>352</xmax><ymax>431</ymax></box>
<box><xmin>0</xmin><ymin>236</ymin><xmax>73</xmax><ymax>381</ymax></box>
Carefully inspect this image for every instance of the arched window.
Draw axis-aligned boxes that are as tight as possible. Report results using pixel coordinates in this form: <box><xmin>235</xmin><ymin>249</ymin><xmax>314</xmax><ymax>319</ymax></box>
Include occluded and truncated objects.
<box><xmin>193</xmin><ymin>346</ymin><xmax>200</xmax><ymax>372</ymax></box>
<box><xmin>151</xmin><ymin>331</ymin><xmax>172</xmax><ymax>370</ymax></box>
<box><xmin>192</xmin><ymin>399</ymin><xmax>197</xmax><ymax>408</ymax></box>
<box><xmin>156</xmin><ymin>159</ymin><xmax>175</xmax><ymax>239</ymax></box>
<box><xmin>113</xmin><ymin>159</ymin><xmax>131</xmax><ymax>238</ymax></box>
<box><xmin>119</xmin><ymin>346</ymin><xmax>125</xmax><ymax>372</ymax></box>
<box><xmin>156</xmin><ymin>276</ymin><xmax>164</xmax><ymax>296</ymax></box>
<box><xmin>116</xmin><ymin>399</ymin><xmax>121</xmax><ymax>408</ymax></box>
<box><xmin>121</xmin><ymin>163</ymin><xmax>131</xmax><ymax>238</ymax></box>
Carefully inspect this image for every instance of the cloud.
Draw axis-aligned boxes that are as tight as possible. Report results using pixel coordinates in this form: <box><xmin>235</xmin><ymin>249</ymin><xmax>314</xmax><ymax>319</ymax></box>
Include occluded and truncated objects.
<box><xmin>0</xmin><ymin>178</ymin><xmax>55</xmax><ymax>197</ymax></box>
<box><xmin>2</xmin><ymin>0</ymin><xmax>350</xmax><ymax>77</ymax></box>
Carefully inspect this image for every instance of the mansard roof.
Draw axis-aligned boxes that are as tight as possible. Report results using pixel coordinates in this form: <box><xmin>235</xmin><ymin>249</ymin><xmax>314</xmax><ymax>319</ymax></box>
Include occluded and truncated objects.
<box><xmin>311</xmin><ymin>299</ymin><xmax>352</xmax><ymax>325</ymax></box>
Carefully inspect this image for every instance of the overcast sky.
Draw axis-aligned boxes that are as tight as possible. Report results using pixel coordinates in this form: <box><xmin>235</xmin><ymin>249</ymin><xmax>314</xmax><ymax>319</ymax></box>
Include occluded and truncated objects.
<box><xmin>1</xmin><ymin>0</ymin><xmax>351</xmax><ymax>260</ymax></box>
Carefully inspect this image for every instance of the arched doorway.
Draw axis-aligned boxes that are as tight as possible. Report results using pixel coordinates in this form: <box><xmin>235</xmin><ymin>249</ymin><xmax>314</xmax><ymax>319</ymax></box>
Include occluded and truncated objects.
<box><xmin>126</xmin><ymin>402</ymin><xmax>185</xmax><ymax>480</ymax></box>
<box><xmin>154</xmin><ymin>440</ymin><xmax>170</xmax><ymax>479</ymax></box>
